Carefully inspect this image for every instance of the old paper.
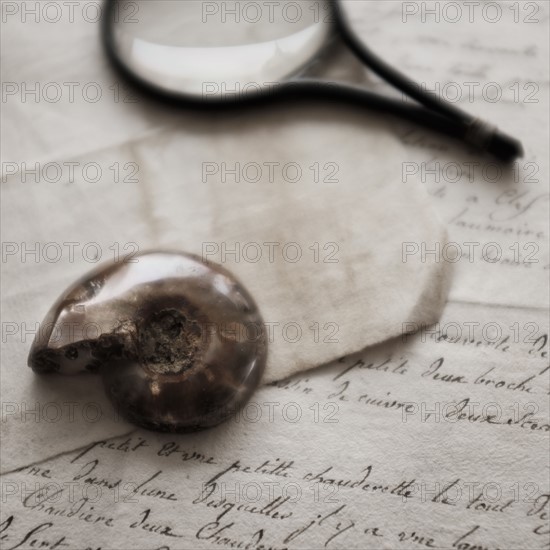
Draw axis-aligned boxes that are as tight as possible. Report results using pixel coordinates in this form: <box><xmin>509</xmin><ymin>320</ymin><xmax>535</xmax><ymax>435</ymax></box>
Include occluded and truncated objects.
<box><xmin>342</xmin><ymin>0</ymin><xmax>549</xmax><ymax>308</ymax></box>
<box><xmin>1</xmin><ymin>0</ymin><xmax>549</xmax><ymax>548</ymax></box>
<box><xmin>1</xmin><ymin>7</ymin><xmax>449</xmax><ymax>472</ymax></box>
<box><xmin>0</xmin><ymin>112</ymin><xmax>451</xmax><ymax>473</ymax></box>
<box><xmin>1</xmin><ymin>303</ymin><xmax>548</xmax><ymax>549</ymax></box>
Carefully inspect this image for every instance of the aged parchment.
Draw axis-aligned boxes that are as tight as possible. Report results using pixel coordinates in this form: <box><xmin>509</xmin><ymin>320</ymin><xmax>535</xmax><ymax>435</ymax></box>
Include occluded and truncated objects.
<box><xmin>1</xmin><ymin>1</ymin><xmax>549</xmax><ymax>549</ymax></box>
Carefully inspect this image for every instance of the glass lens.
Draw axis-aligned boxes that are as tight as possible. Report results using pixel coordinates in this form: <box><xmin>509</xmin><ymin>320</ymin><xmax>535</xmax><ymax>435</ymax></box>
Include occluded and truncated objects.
<box><xmin>109</xmin><ymin>0</ymin><xmax>333</xmax><ymax>99</ymax></box>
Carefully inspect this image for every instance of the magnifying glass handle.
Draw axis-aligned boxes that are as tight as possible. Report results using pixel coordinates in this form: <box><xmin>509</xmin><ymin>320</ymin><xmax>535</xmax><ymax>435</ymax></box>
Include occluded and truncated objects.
<box><xmin>278</xmin><ymin>80</ymin><xmax>523</xmax><ymax>163</ymax></box>
<box><xmin>332</xmin><ymin>1</ymin><xmax>524</xmax><ymax>162</ymax></box>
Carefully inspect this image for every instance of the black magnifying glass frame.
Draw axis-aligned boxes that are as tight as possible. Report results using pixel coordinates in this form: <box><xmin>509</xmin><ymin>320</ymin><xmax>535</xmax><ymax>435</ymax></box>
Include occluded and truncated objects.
<box><xmin>101</xmin><ymin>0</ymin><xmax>523</xmax><ymax>162</ymax></box>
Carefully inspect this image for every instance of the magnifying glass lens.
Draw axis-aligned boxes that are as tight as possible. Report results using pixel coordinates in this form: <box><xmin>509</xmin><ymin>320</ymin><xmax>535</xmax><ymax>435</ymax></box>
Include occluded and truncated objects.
<box><xmin>110</xmin><ymin>0</ymin><xmax>332</xmax><ymax>99</ymax></box>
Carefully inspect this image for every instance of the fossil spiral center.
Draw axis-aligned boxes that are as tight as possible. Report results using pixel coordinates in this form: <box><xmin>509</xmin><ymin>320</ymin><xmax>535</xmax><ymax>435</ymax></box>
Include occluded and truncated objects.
<box><xmin>137</xmin><ymin>308</ymin><xmax>204</xmax><ymax>375</ymax></box>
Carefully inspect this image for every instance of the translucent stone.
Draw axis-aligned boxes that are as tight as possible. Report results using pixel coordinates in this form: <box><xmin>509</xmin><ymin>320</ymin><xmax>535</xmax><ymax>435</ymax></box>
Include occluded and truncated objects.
<box><xmin>28</xmin><ymin>252</ymin><xmax>267</xmax><ymax>432</ymax></box>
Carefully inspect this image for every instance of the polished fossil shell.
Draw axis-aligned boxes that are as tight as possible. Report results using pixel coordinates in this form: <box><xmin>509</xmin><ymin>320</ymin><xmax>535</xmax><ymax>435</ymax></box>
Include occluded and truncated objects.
<box><xmin>28</xmin><ymin>251</ymin><xmax>267</xmax><ymax>432</ymax></box>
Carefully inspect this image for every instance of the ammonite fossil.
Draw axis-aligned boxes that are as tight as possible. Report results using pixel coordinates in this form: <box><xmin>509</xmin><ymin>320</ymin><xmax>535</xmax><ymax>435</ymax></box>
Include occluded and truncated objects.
<box><xmin>28</xmin><ymin>251</ymin><xmax>267</xmax><ymax>432</ymax></box>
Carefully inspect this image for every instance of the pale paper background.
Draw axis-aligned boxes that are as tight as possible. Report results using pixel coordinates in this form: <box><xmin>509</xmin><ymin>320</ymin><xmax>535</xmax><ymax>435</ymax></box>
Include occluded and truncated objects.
<box><xmin>1</xmin><ymin>2</ymin><xmax>450</xmax><ymax>470</ymax></box>
<box><xmin>1</xmin><ymin>1</ymin><xmax>549</xmax><ymax>549</ymax></box>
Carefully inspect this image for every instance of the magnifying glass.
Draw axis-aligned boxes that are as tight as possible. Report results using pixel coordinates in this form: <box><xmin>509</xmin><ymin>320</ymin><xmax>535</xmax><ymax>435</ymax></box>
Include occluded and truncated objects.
<box><xmin>102</xmin><ymin>0</ymin><xmax>523</xmax><ymax>162</ymax></box>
